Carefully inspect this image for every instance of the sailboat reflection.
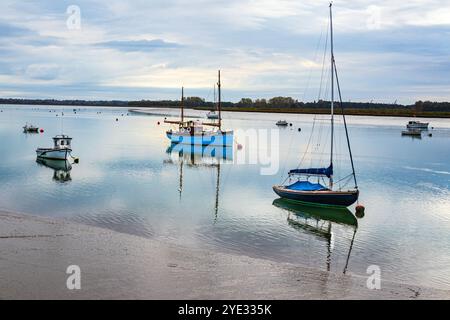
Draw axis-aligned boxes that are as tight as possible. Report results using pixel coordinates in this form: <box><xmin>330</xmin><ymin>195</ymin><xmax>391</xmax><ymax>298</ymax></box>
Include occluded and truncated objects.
<box><xmin>272</xmin><ymin>198</ymin><xmax>358</xmax><ymax>273</ymax></box>
<box><xmin>164</xmin><ymin>142</ymin><xmax>232</xmax><ymax>221</ymax></box>
<box><xmin>36</xmin><ymin>158</ymin><xmax>72</xmax><ymax>183</ymax></box>
<box><xmin>165</xmin><ymin>143</ymin><xmax>233</xmax><ymax>165</ymax></box>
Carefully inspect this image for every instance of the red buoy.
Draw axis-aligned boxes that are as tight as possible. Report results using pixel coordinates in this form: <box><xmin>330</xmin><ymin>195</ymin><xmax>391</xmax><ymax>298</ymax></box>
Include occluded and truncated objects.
<box><xmin>40</xmin><ymin>129</ymin><xmax>44</xmax><ymax>133</ymax></box>
<box><xmin>355</xmin><ymin>204</ymin><xmax>365</xmax><ymax>218</ymax></box>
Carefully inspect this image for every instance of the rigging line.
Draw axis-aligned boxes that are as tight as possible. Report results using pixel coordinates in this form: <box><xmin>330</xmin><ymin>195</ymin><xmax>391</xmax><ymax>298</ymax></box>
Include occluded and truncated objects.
<box><xmin>334</xmin><ymin>172</ymin><xmax>353</xmax><ymax>186</ymax></box>
<box><xmin>297</xmin><ymin>115</ymin><xmax>316</xmax><ymax>169</ymax></box>
<box><xmin>317</xmin><ymin>20</ymin><xmax>329</xmax><ymax>102</ymax></box>
<box><xmin>334</xmin><ymin>61</ymin><xmax>358</xmax><ymax>189</ymax></box>
<box><xmin>302</xmin><ymin>22</ymin><xmax>326</xmax><ymax>102</ymax></box>
<box><xmin>279</xmin><ymin>20</ymin><xmax>328</xmax><ymax>184</ymax></box>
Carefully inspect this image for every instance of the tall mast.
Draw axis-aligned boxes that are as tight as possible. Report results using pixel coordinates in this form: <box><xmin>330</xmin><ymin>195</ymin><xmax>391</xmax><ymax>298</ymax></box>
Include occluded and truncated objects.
<box><xmin>181</xmin><ymin>86</ymin><xmax>184</xmax><ymax>122</ymax></box>
<box><xmin>213</xmin><ymin>84</ymin><xmax>216</xmax><ymax>110</ymax></box>
<box><xmin>217</xmin><ymin>70</ymin><xmax>222</xmax><ymax>130</ymax></box>
<box><xmin>329</xmin><ymin>2</ymin><xmax>334</xmax><ymax>188</ymax></box>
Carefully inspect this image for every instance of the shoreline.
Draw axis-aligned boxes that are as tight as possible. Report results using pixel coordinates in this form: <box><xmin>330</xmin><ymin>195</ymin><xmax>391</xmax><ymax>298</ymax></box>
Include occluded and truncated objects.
<box><xmin>1</xmin><ymin>103</ymin><xmax>449</xmax><ymax>119</ymax></box>
<box><xmin>1</xmin><ymin>210</ymin><xmax>449</xmax><ymax>300</ymax></box>
<box><xmin>129</xmin><ymin>107</ymin><xmax>450</xmax><ymax>119</ymax></box>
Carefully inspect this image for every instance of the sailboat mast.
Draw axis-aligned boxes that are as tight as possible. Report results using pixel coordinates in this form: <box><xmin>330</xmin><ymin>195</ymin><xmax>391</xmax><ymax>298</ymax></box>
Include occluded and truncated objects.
<box><xmin>181</xmin><ymin>86</ymin><xmax>184</xmax><ymax>123</ymax></box>
<box><xmin>217</xmin><ymin>70</ymin><xmax>222</xmax><ymax>130</ymax></box>
<box><xmin>329</xmin><ymin>2</ymin><xmax>334</xmax><ymax>188</ymax></box>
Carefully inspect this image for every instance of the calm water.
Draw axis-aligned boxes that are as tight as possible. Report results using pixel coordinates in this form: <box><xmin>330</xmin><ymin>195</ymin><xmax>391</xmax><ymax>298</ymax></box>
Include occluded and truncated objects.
<box><xmin>1</xmin><ymin>105</ymin><xmax>450</xmax><ymax>290</ymax></box>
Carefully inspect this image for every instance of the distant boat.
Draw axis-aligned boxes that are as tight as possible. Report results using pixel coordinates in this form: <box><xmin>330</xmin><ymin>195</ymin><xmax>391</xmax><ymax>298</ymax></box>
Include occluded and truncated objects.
<box><xmin>165</xmin><ymin>70</ymin><xmax>233</xmax><ymax>146</ymax></box>
<box><xmin>206</xmin><ymin>110</ymin><xmax>219</xmax><ymax>119</ymax></box>
<box><xmin>23</xmin><ymin>123</ymin><xmax>39</xmax><ymax>133</ymax></box>
<box><xmin>276</xmin><ymin>120</ymin><xmax>288</xmax><ymax>126</ymax></box>
<box><xmin>206</xmin><ymin>83</ymin><xmax>220</xmax><ymax>119</ymax></box>
<box><xmin>273</xmin><ymin>3</ymin><xmax>359</xmax><ymax>208</ymax></box>
<box><xmin>406</xmin><ymin>121</ymin><xmax>429</xmax><ymax>130</ymax></box>
<box><xmin>36</xmin><ymin>135</ymin><xmax>73</xmax><ymax>160</ymax></box>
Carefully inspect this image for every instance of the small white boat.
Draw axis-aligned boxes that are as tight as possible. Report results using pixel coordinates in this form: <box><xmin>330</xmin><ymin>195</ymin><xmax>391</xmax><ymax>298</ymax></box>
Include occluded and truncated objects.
<box><xmin>36</xmin><ymin>135</ymin><xmax>72</xmax><ymax>160</ymax></box>
<box><xmin>206</xmin><ymin>111</ymin><xmax>219</xmax><ymax>119</ymax></box>
<box><xmin>406</xmin><ymin>121</ymin><xmax>429</xmax><ymax>130</ymax></box>
<box><xmin>276</xmin><ymin>120</ymin><xmax>288</xmax><ymax>126</ymax></box>
<box><xmin>23</xmin><ymin>123</ymin><xmax>39</xmax><ymax>133</ymax></box>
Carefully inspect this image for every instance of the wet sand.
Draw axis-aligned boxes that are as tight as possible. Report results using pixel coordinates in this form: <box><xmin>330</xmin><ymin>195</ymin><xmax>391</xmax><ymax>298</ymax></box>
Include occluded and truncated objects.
<box><xmin>0</xmin><ymin>210</ymin><xmax>449</xmax><ymax>300</ymax></box>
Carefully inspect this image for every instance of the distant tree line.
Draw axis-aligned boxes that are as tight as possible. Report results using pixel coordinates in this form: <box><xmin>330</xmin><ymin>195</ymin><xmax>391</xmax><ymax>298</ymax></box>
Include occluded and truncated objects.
<box><xmin>2</xmin><ymin>97</ymin><xmax>450</xmax><ymax>112</ymax></box>
<box><xmin>130</xmin><ymin>97</ymin><xmax>450</xmax><ymax>112</ymax></box>
<box><xmin>0</xmin><ymin>98</ymin><xmax>127</xmax><ymax>106</ymax></box>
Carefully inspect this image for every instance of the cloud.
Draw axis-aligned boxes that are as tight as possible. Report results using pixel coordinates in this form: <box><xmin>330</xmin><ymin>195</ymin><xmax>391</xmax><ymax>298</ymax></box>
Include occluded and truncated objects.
<box><xmin>0</xmin><ymin>0</ymin><xmax>449</xmax><ymax>103</ymax></box>
<box><xmin>95</xmin><ymin>39</ymin><xmax>181</xmax><ymax>52</ymax></box>
<box><xmin>25</xmin><ymin>64</ymin><xmax>61</xmax><ymax>80</ymax></box>
<box><xmin>0</xmin><ymin>22</ymin><xmax>32</xmax><ymax>37</ymax></box>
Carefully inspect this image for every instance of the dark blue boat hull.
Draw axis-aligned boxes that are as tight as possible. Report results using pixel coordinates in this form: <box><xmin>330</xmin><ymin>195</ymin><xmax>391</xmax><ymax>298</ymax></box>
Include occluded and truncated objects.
<box><xmin>273</xmin><ymin>185</ymin><xmax>358</xmax><ymax>207</ymax></box>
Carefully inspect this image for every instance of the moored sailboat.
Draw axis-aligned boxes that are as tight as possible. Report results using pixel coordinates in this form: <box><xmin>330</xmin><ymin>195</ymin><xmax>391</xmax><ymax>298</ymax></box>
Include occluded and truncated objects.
<box><xmin>165</xmin><ymin>70</ymin><xmax>233</xmax><ymax>146</ymax></box>
<box><xmin>206</xmin><ymin>84</ymin><xmax>220</xmax><ymax>120</ymax></box>
<box><xmin>273</xmin><ymin>3</ymin><xmax>359</xmax><ymax>208</ymax></box>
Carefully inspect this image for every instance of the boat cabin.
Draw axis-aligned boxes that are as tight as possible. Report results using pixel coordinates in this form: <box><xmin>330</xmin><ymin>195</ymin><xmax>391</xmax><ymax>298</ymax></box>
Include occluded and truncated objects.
<box><xmin>53</xmin><ymin>135</ymin><xmax>72</xmax><ymax>149</ymax></box>
<box><xmin>178</xmin><ymin>120</ymin><xmax>204</xmax><ymax>134</ymax></box>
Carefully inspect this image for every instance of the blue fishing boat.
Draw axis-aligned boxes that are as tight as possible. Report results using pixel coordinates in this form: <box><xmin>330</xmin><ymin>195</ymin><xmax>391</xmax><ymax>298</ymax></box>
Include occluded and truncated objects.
<box><xmin>273</xmin><ymin>3</ymin><xmax>359</xmax><ymax>208</ymax></box>
<box><xmin>165</xmin><ymin>70</ymin><xmax>233</xmax><ymax>146</ymax></box>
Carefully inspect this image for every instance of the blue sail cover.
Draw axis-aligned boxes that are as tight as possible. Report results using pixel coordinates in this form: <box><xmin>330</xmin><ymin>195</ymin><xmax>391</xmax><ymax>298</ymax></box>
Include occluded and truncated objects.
<box><xmin>286</xmin><ymin>181</ymin><xmax>328</xmax><ymax>191</ymax></box>
<box><xmin>289</xmin><ymin>164</ymin><xmax>333</xmax><ymax>178</ymax></box>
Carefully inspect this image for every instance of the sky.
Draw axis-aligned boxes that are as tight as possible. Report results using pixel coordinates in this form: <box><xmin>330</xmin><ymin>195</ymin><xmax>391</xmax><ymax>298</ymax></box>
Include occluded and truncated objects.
<box><xmin>0</xmin><ymin>0</ymin><xmax>449</xmax><ymax>104</ymax></box>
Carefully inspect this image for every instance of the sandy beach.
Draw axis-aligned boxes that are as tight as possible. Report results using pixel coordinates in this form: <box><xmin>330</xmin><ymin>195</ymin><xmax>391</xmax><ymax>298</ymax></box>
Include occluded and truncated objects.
<box><xmin>0</xmin><ymin>210</ymin><xmax>449</xmax><ymax>300</ymax></box>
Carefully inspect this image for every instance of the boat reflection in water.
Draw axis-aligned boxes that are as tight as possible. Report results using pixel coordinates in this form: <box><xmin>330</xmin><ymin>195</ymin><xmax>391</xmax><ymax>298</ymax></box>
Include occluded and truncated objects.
<box><xmin>272</xmin><ymin>198</ymin><xmax>359</xmax><ymax>273</ymax></box>
<box><xmin>165</xmin><ymin>142</ymin><xmax>232</xmax><ymax>221</ymax></box>
<box><xmin>36</xmin><ymin>158</ymin><xmax>72</xmax><ymax>183</ymax></box>
<box><xmin>165</xmin><ymin>142</ymin><xmax>233</xmax><ymax>165</ymax></box>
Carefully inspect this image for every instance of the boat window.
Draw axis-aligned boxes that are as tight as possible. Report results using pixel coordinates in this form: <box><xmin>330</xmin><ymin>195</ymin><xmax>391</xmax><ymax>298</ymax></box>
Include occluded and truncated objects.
<box><xmin>60</xmin><ymin>140</ymin><xmax>65</xmax><ymax>146</ymax></box>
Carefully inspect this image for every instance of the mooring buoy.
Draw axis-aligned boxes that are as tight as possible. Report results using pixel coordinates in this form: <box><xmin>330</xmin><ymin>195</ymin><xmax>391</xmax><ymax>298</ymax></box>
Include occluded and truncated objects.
<box><xmin>355</xmin><ymin>204</ymin><xmax>365</xmax><ymax>218</ymax></box>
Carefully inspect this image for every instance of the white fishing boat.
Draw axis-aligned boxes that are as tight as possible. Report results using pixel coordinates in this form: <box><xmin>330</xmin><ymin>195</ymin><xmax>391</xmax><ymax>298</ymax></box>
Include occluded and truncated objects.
<box><xmin>36</xmin><ymin>135</ymin><xmax>72</xmax><ymax>160</ymax></box>
<box><xmin>165</xmin><ymin>70</ymin><xmax>233</xmax><ymax>146</ymax></box>
<box><xmin>406</xmin><ymin>121</ymin><xmax>429</xmax><ymax>130</ymax></box>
